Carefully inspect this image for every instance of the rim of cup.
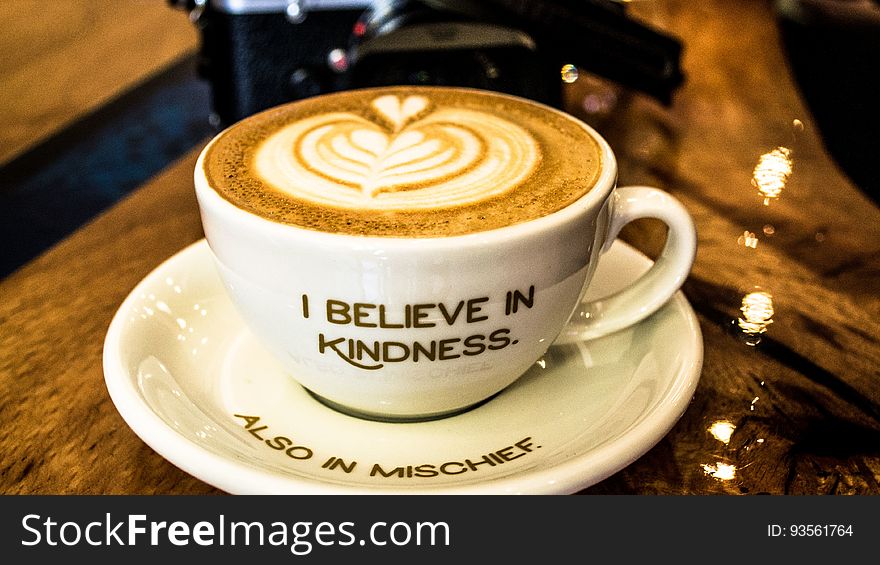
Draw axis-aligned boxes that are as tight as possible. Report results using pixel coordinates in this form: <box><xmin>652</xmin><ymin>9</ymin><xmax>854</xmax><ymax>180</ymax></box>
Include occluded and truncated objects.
<box><xmin>194</xmin><ymin>88</ymin><xmax>619</xmax><ymax>251</ymax></box>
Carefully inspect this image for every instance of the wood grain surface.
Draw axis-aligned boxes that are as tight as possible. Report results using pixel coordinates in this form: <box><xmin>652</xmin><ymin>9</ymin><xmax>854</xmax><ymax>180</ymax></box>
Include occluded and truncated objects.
<box><xmin>1</xmin><ymin>0</ymin><xmax>878</xmax><ymax>494</ymax></box>
<box><xmin>0</xmin><ymin>0</ymin><xmax>198</xmax><ymax>165</ymax></box>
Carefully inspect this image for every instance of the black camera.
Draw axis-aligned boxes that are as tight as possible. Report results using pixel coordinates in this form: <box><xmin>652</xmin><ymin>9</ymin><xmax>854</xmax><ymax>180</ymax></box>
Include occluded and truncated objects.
<box><xmin>171</xmin><ymin>0</ymin><xmax>685</xmax><ymax>126</ymax></box>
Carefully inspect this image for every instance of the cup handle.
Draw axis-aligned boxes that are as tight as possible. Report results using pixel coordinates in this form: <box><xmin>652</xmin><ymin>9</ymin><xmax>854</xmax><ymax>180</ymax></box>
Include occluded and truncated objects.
<box><xmin>555</xmin><ymin>185</ymin><xmax>697</xmax><ymax>344</ymax></box>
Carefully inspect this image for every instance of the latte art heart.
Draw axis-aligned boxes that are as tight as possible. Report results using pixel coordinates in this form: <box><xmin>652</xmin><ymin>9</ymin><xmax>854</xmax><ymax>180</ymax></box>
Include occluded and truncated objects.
<box><xmin>300</xmin><ymin>119</ymin><xmax>482</xmax><ymax>198</ymax></box>
<box><xmin>204</xmin><ymin>87</ymin><xmax>604</xmax><ymax>237</ymax></box>
<box><xmin>255</xmin><ymin>95</ymin><xmax>540</xmax><ymax>210</ymax></box>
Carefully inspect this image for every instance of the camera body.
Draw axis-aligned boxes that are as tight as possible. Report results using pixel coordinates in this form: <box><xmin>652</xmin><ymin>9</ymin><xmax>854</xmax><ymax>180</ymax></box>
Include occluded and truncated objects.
<box><xmin>192</xmin><ymin>1</ymin><xmax>366</xmax><ymax>125</ymax></box>
<box><xmin>175</xmin><ymin>0</ymin><xmax>684</xmax><ymax>126</ymax></box>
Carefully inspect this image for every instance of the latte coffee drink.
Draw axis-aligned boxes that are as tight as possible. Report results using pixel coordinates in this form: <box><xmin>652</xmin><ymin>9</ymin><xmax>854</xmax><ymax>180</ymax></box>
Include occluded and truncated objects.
<box><xmin>202</xmin><ymin>86</ymin><xmax>603</xmax><ymax>237</ymax></box>
<box><xmin>195</xmin><ymin>85</ymin><xmax>697</xmax><ymax>420</ymax></box>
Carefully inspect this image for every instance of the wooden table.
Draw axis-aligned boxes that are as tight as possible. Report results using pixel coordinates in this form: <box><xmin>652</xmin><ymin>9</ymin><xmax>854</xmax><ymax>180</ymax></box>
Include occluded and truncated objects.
<box><xmin>2</xmin><ymin>0</ymin><xmax>878</xmax><ymax>495</ymax></box>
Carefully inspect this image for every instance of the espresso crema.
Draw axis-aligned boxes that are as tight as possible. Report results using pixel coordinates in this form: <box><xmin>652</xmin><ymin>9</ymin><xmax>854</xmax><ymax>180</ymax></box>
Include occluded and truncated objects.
<box><xmin>203</xmin><ymin>86</ymin><xmax>603</xmax><ymax>237</ymax></box>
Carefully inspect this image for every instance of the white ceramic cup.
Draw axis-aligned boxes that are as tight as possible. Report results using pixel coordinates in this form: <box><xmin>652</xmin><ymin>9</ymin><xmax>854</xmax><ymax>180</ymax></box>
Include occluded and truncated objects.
<box><xmin>194</xmin><ymin>97</ymin><xmax>696</xmax><ymax>422</ymax></box>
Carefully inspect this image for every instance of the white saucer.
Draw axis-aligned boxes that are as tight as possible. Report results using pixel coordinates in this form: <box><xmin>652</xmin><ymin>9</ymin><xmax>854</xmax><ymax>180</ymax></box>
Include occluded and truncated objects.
<box><xmin>103</xmin><ymin>239</ymin><xmax>702</xmax><ymax>494</ymax></box>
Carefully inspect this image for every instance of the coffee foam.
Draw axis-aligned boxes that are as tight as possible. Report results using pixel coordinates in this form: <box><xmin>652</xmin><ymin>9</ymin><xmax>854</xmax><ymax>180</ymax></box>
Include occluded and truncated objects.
<box><xmin>204</xmin><ymin>87</ymin><xmax>602</xmax><ymax>237</ymax></box>
<box><xmin>255</xmin><ymin>93</ymin><xmax>540</xmax><ymax>210</ymax></box>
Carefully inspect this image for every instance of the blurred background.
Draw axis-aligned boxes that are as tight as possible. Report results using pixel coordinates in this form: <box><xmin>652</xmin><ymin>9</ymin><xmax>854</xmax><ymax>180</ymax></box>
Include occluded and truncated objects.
<box><xmin>1</xmin><ymin>0</ymin><xmax>877</xmax><ymax>278</ymax></box>
<box><xmin>2</xmin><ymin>0</ymin><xmax>879</xmax><ymax>496</ymax></box>
<box><xmin>0</xmin><ymin>1</ymin><xmax>205</xmax><ymax>277</ymax></box>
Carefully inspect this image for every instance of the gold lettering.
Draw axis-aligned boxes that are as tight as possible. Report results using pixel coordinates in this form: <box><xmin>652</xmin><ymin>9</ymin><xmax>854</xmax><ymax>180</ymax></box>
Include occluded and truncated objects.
<box><xmin>318</xmin><ymin>334</ymin><xmax>383</xmax><ymax>370</ymax></box>
<box><xmin>414</xmin><ymin>464</ymin><xmax>439</xmax><ymax>478</ymax></box>
<box><xmin>234</xmin><ymin>414</ymin><xmax>261</xmax><ymax>428</ymax></box>
<box><xmin>439</xmin><ymin>462</ymin><xmax>467</xmax><ymax>475</ymax></box>
<box><xmin>516</xmin><ymin>437</ymin><xmax>536</xmax><ymax>452</ymax></box>
<box><xmin>465</xmin><ymin>455</ymin><xmax>497</xmax><ymax>471</ymax></box>
<box><xmin>462</xmin><ymin>334</ymin><xmax>486</xmax><ymax>356</ymax></box>
<box><xmin>510</xmin><ymin>286</ymin><xmax>535</xmax><ymax>314</ymax></box>
<box><xmin>360</xmin><ymin>438</ymin><xmax>540</xmax><ymax>480</ymax></box>
<box><xmin>495</xmin><ymin>445</ymin><xmax>525</xmax><ymax>462</ymax></box>
<box><xmin>353</xmin><ymin>303</ymin><xmax>377</xmax><ymax>327</ymax></box>
<box><xmin>371</xmin><ymin>464</ymin><xmax>405</xmax><ymax>478</ymax></box>
<box><xmin>382</xmin><ymin>342</ymin><xmax>410</xmax><ymax>363</ymax></box>
<box><xmin>324</xmin><ymin>457</ymin><xmax>357</xmax><ymax>473</ymax></box>
<box><xmin>265</xmin><ymin>436</ymin><xmax>293</xmax><ymax>451</ymax></box>
<box><xmin>412</xmin><ymin>340</ymin><xmax>437</xmax><ymax>362</ymax></box>
<box><xmin>438</xmin><ymin>301</ymin><xmax>465</xmax><ymax>325</ymax></box>
<box><xmin>466</xmin><ymin>297</ymin><xmax>489</xmax><ymax>322</ymax></box>
<box><xmin>356</xmin><ymin>340</ymin><xmax>381</xmax><ymax>363</ymax></box>
<box><xmin>412</xmin><ymin>303</ymin><xmax>437</xmax><ymax>328</ymax></box>
<box><xmin>285</xmin><ymin>445</ymin><xmax>313</xmax><ymax>460</ymax></box>
<box><xmin>378</xmin><ymin>304</ymin><xmax>404</xmax><ymax>328</ymax></box>
<box><xmin>438</xmin><ymin>338</ymin><xmax>461</xmax><ymax>360</ymax></box>
<box><xmin>488</xmin><ymin>328</ymin><xmax>512</xmax><ymax>350</ymax></box>
<box><xmin>326</xmin><ymin>299</ymin><xmax>351</xmax><ymax>324</ymax></box>
<box><xmin>318</xmin><ymin>333</ymin><xmax>344</xmax><ymax>354</ymax></box>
